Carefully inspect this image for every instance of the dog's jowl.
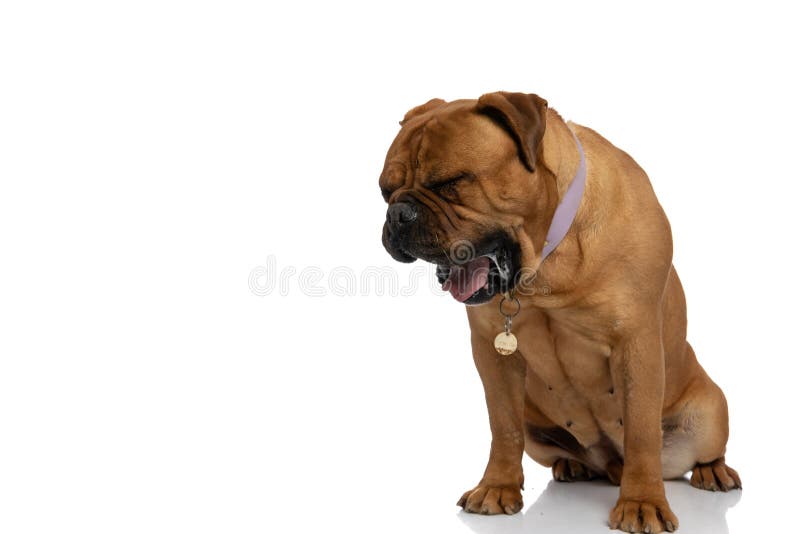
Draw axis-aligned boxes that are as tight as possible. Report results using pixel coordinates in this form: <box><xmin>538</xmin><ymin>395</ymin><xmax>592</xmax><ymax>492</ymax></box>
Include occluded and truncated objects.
<box><xmin>379</xmin><ymin>92</ymin><xmax>741</xmax><ymax>534</ymax></box>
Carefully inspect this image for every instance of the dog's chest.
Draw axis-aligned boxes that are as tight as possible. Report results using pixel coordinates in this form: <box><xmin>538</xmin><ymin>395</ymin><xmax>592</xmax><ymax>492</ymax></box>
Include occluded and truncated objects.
<box><xmin>518</xmin><ymin>315</ymin><xmax>624</xmax><ymax>448</ymax></box>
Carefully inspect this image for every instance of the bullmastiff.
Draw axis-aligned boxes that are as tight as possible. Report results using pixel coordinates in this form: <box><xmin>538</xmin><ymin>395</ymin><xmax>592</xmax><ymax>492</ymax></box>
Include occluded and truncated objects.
<box><xmin>379</xmin><ymin>92</ymin><xmax>741</xmax><ymax>533</ymax></box>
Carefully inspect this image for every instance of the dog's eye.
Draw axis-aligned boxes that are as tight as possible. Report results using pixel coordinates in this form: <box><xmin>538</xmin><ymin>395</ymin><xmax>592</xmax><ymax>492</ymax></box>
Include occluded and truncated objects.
<box><xmin>429</xmin><ymin>173</ymin><xmax>469</xmax><ymax>198</ymax></box>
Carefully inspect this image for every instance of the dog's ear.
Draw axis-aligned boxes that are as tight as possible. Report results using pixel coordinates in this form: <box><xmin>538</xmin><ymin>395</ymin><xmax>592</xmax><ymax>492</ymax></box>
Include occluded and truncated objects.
<box><xmin>399</xmin><ymin>98</ymin><xmax>447</xmax><ymax>126</ymax></box>
<box><xmin>476</xmin><ymin>92</ymin><xmax>548</xmax><ymax>172</ymax></box>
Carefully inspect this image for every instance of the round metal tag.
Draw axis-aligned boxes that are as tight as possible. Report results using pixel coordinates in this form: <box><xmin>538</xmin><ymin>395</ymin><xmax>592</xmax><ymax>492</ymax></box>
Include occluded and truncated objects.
<box><xmin>494</xmin><ymin>332</ymin><xmax>518</xmax><ymax>355</ymax></box>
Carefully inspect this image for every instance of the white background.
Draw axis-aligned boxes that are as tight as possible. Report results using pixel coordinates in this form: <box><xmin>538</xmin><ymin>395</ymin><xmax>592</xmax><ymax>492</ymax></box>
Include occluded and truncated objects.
<box><xmin>1</xmin><ymin>1</ymin><xmax>798</xmax><ymax>533</ymax></box>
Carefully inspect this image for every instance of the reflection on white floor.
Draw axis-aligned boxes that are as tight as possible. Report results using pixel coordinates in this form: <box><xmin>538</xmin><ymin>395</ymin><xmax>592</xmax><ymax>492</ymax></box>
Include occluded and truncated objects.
<box><xmin>458</xmin><ymin>479</ymin><xmax>741</xmax><ymax>534</ymax></box>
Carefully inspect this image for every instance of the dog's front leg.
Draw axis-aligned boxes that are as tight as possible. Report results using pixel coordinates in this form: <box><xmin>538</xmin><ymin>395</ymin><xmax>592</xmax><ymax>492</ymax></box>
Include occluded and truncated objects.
<box><xmin>457</xmin><ymin>334</ymin><xmax>526</xmax><ymax>515</ymax></box>
<box><xmin>609</xmin><ymin>324</ymin><xmax>679</xmax><ymax>533</ymax></box>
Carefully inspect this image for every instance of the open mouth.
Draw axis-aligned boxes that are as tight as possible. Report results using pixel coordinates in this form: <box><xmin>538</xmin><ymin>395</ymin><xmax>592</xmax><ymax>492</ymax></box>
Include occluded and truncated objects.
<box><xmin>436</xmin><ymin>245</ymin><xmax>518</xmax><ymax>306</ymax></box>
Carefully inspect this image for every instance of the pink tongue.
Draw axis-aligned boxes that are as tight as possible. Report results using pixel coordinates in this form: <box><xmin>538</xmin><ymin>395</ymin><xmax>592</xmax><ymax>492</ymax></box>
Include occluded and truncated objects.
<box><xmin>443</xmin><ymin>257</ymin><xmax>490</xmax><ymax>302</ymax></box>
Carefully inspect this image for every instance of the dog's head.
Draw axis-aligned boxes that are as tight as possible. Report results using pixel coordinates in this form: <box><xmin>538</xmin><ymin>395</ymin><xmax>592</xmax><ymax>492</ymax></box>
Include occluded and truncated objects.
<box><xmin>379</xmin><ymin>92</ymin><xmax>549</xmax><ymax>305</ymax></box>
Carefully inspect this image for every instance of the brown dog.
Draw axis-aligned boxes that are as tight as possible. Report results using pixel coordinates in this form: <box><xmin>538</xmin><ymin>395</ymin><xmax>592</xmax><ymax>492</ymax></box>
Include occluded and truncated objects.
<box><xmin>379</xmin><ymin>92</ymin><xmax>741</xmax><ymax>533</ymax></box>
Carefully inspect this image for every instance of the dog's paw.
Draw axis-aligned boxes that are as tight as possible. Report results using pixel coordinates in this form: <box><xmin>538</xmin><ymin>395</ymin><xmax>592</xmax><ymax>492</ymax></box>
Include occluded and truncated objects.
<box><xmin>552</xmin><ymin>458</ymin><xmax>601</xmax><ymax>482</ymax></box>
<box><xmin>690</xmin><ymin>458</ymin><xmax>742</xmax><ymax>492</ymax></box>
<box><xmin>457</xmin><ymin>483</ymin><xmax>523</xmax><ymax>515</ymax></box>
<box><xmin>608</xmin><ymin>497</ymin><xmax>678</xmax><ymax>533</ymax></box>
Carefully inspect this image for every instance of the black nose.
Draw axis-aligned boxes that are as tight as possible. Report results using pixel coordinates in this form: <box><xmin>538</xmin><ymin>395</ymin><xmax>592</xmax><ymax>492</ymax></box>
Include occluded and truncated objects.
<box><xmin>386</xmin><ymin>201</ymin><xmax>417</xmax><ymax>228</ymax></box>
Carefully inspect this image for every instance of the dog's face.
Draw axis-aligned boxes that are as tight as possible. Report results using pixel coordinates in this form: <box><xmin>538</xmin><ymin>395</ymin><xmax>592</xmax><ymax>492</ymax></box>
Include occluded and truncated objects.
<box><xmin>380</xmin><ymin>92</ymin><xmax>548</xmax><ymax>305</ymax></box>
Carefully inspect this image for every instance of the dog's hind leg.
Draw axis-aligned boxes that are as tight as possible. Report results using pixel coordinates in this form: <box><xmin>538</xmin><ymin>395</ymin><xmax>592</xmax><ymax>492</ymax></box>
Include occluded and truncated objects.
<box><xmin>690</xmin><ymin>457</ymin><xmax>742</xmax><ymax>491</ymax></box>
<box><xmin>551</xmin><ymin>458</ymin><xmax>602</xmax><ymax>482</ymax></box>
<box><xmin>661</xmin><ymin>352</ymin><xmax>742</xmax><ymax>491</ymax></box>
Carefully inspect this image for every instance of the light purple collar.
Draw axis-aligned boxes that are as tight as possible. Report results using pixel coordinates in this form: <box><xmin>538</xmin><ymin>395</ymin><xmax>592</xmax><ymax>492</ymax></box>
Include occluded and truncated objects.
<box><xmin>540</xmin><ymin>127</ymin><xmax>586</xmax><ymax>262</ymax></box>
